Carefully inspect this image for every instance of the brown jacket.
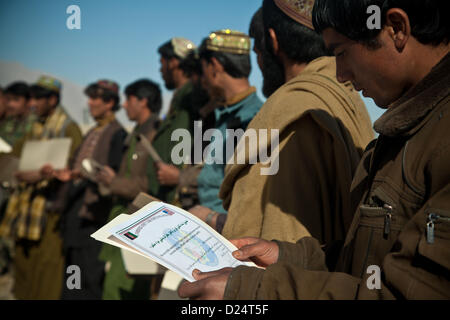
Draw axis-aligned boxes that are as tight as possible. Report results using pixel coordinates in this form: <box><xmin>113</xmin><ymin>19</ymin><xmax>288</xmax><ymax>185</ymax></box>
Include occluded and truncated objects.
<box><xmin>224</xmin><ymin>53</ymin><xmax>450</xmax><ymax>300</ymax></box>
<box><xmin>109</xmin><ymin>115</ymin><xmax>159</xmax><ymax>201</ymax></box>
<box><xmin>71</xmin><ymin>119</ymin><xmax>126</xmax><ymax>222</ymax></box>
<box><xmin>220</xmin><ymin>57</ymin><xmax>374</xmax><ymax>244</ymax></box>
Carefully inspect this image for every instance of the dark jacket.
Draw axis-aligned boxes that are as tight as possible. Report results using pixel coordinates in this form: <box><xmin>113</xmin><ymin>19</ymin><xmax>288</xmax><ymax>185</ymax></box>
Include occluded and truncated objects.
<box><xmin>109</xmin><ymin>115</ymin><xmax>159</xmax><ymax>201</ymax></box>
<box><xmin>224</xmin><ymin>53</ymin><xmax>450</xmax><ymax>300</ymax></box>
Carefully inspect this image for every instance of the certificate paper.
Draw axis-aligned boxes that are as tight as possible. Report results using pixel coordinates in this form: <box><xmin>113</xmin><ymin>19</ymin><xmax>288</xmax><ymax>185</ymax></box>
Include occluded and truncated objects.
<box><xmin>18</xmin><ymin>138</ymin><xmax>72</xmax><ymax>171</ymax></box>
<box><xmin>94</xmin><ymin>201</ymin><xmax>255</xmax><ymax>282</ymax></box>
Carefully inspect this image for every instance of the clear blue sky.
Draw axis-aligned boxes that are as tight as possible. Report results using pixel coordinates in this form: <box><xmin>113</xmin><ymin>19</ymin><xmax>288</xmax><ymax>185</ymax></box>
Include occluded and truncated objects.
<box><xmin>0</xmin><ymin>0</ymin><xmax>384</xmax><ymax>122</ymax></box>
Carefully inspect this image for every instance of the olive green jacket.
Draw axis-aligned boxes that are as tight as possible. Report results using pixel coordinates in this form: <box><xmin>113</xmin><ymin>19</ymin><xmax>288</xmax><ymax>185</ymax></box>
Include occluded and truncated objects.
<box><xmin>147</xmin><ymin>81</ymin><xmax>195</xmax><ymax>203</ymax></box>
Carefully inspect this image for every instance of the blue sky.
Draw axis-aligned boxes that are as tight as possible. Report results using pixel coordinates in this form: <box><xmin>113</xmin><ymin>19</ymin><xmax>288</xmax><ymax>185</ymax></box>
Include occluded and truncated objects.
<box><xmin>0</xmin><ymin>0</ymin><xmax>384</xmax><ymax>123</ymax></box>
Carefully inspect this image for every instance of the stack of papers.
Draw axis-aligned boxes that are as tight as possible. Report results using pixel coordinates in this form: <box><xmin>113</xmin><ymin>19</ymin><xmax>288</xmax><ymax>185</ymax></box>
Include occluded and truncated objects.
<box><xmin>91</xmin><ymin>201</ymin><xmax>255</xmax><ymax>282</ymax></box>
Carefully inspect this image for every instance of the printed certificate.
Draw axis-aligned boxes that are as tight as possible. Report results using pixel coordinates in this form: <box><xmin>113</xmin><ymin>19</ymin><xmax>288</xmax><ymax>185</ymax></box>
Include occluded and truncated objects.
<box><xmin>93</xmin><ymin>201</ymin><xmax>255</xmax><ymax>282</ymax></box>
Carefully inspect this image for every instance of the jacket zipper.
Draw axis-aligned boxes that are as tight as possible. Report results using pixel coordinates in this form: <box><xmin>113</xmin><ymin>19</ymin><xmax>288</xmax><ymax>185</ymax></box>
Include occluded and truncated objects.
<box><xmin>383</xmin><ymin>204</ymin><xmax>393</xmax><ymax>240</ymax></box>
<box><xmin>359</xmin><ymin>202</ymin><xmax>393</xmax><ymax>277</ymax></box>
<box><xmin>427</xmin><ymin>213</ymin><xmax>450</xmax><ymax>244</ymax></box>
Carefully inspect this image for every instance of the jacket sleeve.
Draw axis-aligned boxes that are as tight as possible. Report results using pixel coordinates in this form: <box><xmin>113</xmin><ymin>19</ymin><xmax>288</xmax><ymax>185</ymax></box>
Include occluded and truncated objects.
<box><xmin>107</xmin><ymin>128</ymin><xmax>127</xmax><ymax>172</ymax></box>
<box><xmin>109</xmin><ymin>168</ymin><xmax>149</xmax><ymax>201</ymax></box>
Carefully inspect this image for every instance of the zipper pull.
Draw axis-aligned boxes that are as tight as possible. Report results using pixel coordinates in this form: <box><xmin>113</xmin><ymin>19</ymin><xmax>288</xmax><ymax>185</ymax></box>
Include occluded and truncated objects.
<box><xmin>427</xmin><ymin>213</ymin><xmax>438</xmax><ymax>244</ymax></box>
<box><xmin>383</xmin><ymin>204</ymin><xmax>393</xmax><ymax>240</ymax></box>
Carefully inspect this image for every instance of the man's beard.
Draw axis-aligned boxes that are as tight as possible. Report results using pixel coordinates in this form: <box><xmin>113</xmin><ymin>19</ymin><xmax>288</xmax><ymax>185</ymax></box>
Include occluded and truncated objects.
<box><xmin>261</xmin><ymin>50</ymin><xmax>285</xmax><ymax>98</ymax></box>
<box><xmin>164</xmin><ymin>73</ymin><xmax>176</xmax><ymax>90</ymax></box>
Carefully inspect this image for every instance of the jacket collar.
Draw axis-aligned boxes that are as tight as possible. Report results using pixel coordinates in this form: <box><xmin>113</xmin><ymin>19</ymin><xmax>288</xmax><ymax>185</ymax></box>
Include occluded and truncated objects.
<box><xmin>374</xmin><ymin>52</ymin><xmax>450</xmax><ymax>137</ymax></box>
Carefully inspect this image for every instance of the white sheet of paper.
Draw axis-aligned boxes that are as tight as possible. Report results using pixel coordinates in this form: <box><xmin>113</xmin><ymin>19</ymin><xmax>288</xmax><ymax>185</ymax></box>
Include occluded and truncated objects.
<box><xmin>104</xmin><ymin>201</ymin><xmax>255</xmax><ymax>282</ymax></box>
<box><xmin>0</xmin><ymin>137</ymin><xmax>12</xmax><ymax>153</ymax></box>
<box><xmin>18</xmin><ymin>138</ymin><xmax>72</xmax><ymax>171</ymax></box>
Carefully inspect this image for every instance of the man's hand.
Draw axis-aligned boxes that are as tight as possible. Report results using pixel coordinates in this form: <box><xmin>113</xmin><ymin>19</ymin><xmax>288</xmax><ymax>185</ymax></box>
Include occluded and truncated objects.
<box><xmin>53</xmin><ymin>168</ymin><xmax>80</xmax><ymax>182</ymax></box>
<box><xmin>156</xmin><ymin>162</ymin><xmax>180</xmax><ymax>186</ymax></box>
<box><xmin>231</xmin><ymin>237</ymin><xmax>279</xmax><ymax>268</ymax></box>
<box><xmin>40</xmin><ymin>164</ymin><xmax>54</xmax><ymax>180</ymax></box>
<box><xmin>96</xmin><ymin>166</ymin><xmax>116</xmax><ymax>186</ymax></box>
<box><xmin>178</xmin><ymin>268</ymin><xmax>232</xmax><ymax>300</ymax></box>
<box><xmin>15</xmin><ymin>170</ymin><xmax>43</xmax><ymax>184</ymax></box>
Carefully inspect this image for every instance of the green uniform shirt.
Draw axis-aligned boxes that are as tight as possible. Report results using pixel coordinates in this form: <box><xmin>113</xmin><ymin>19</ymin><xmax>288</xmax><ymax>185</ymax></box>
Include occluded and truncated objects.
<box><xmin>147</xmin><ymin>81</ymin><xmax>196</xmax><ymax>203</ymax></box>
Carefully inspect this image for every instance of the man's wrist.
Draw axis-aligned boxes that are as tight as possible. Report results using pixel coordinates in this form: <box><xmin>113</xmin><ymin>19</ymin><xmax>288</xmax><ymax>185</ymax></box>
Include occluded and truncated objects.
<box><xmin>205</xmin><ymin>210</ymin><xmax>219</xmax><ymax>226</ymax></box>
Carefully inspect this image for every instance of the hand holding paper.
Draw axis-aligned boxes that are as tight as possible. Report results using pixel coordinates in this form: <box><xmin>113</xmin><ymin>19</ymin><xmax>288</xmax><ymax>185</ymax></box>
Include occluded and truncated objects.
<box><xmin>91</xmin><ymin>201</ymin><xmax>255</xmax><ymax>282</ymax></box>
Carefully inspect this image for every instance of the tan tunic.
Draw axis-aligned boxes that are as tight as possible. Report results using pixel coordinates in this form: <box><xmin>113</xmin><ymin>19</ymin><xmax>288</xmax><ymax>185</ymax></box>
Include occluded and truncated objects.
<box><xmin>220</xmin><ymin>57</ymin><xmax>374</xmax><ymax>244</ymax></box>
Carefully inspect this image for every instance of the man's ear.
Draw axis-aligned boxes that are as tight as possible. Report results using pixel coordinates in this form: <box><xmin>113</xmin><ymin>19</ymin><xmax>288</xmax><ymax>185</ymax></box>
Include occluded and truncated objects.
<box><xmin>211</xmin><ymin>57</ymin><xmax>224</xmax><ymax>75</ymax></box>
<box><xmin>48</xmin><ymin>95</ymin><xmax>58</xmax><ymax>107</ymax></box>
<box><xmin>168</xmin><ymin>57</ymin><xmax>180</xmax><ymax>70</ymax></box>
<box><xmin>105</xmin><ymin>99</ymin><xmax>115</xmax><ymax>111</ymax></box>
<box><xmin>385</xmin><ymin>8</ymin><xmax>411</xmax><ymax>52</ymax></box>
<box><xmin>139</xmin><ymin>97</ymin><xmax>148</xmax><ymax>111</ymax></box>
<box><xmin>268</xmin><ymin>28</ymin><xmax>280</xmax><ymax>56</ymax></box>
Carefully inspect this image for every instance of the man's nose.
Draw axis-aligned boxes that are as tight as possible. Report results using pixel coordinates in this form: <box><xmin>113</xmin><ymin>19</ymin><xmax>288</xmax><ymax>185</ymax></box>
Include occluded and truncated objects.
<box><xmin>336</xmin><ymin>62</ymin><xmax>352</xmax><ymax>84</ymax></box>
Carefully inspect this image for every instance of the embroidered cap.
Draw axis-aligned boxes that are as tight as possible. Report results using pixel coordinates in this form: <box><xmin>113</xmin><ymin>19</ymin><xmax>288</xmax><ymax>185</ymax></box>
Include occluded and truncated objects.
<box><xmin>96</xmin><ymin>80</ymin><xmax>119</xmax><ymax>94</ymax></box>
<box><xmin>206</xmin><ymin>29</ymin><xmax>251</xmax><ymax>55</ymax></box>
<box><xmin>35</xmin><ymin>75</ymin><xmax>62</xmax><ymax>93</ymax></box>
<box><xmin>274</xmin><ymin>0</ymin><xmax>315</xmax><ymax>30</ymax></box>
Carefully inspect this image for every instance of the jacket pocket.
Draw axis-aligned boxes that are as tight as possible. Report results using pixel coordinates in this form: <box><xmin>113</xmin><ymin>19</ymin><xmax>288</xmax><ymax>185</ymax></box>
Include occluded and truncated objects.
<box><xmin>351</xmin><ymin>187</ymin><xmax>410</xmax><ymax>278</ymax></box>
<box><xmin>418</xmin><ymin>209</ymin><xmax>450</xmax><ymax>271</ymax></box>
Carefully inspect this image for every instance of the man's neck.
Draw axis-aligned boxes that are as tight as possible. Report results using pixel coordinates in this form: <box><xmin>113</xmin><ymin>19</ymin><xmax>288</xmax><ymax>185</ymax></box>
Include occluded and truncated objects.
<box><xmin>95</xmin><ymin>111</ymin><xmax>114</xmax><ymax>126</ymax></box>
<box><xmin>222</xmin><ymin>78</ymin><xmax>251</xmax><ymax>103</ymax></box>
<box><xmin>137</xmin><ymin>110</ymin><xmax>151</xmax><ymax>126</ymax></box>
<box><xmin>283</xmin><ymin>59</ymin><xmax>307</xmax><ymax>83</ymax></box>
<box><xmin>408</xmin><ymin>43</ymin><xmax>450</xmax><ymax>89</ymax></box>
<box><xmin>174</xmin><ymin>74</ymin><xmax>189</xmax><ymax>90</ymax></box>
<box><xmin>41</xmin><ymin>106</ymin><xmax>57</xmax><ymax>119</ymax></box>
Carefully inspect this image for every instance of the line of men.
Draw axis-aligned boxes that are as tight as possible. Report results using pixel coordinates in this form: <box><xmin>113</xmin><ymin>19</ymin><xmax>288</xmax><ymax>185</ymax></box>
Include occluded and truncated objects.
<box><xmin>0</xmin><ymin>0</ymin><xmax>447</xmax><ymax>301</ymax></box>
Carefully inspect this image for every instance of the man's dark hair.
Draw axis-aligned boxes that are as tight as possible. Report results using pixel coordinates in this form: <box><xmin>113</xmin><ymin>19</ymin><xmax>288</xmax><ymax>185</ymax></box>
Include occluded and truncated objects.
<box><xmin>179</xmin><ymin>51</ymin><xmax>203</xmax><ymax>78</ymax></box>
<box><xmin>4</xmin><ymin>82</ymin><xmax>30</xmax><ymax>100</ymax></box>
<box><xmin>158</xmin><ymin>40</ymin><xmax>179</xmax><ymax>61</ymax></box>
<box><xmin>249</xmin><ymin>8</ymin><xmax>265</xmax><ymax>53</ymax></box>
<box><xmin>125</xmin><ymin>79</ymin><xmax>162</xmax><ymax>114</ymax></box>
<box><xmin>262</xmin><ymin>0</ymin><xmax>331</xmax><ymax>63</ymax></box>
<box><xmin>198</xmin><ymin>39</ymin><xmax>251</xmax><ymax>79</ymax></box>
<box><xmin>84</xmin><ymin>83</ymin><xmax>120</xmax><ymax>112</ymax></box>
<box><xmin>312</xmin><ymin>0</ymin><xmax>450</xmax><ymax>48</ymax></box>
<box><xmin>29</xmin><ymin>85</ymin><xmax>60</xmax><ymax>106</ymax></box>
